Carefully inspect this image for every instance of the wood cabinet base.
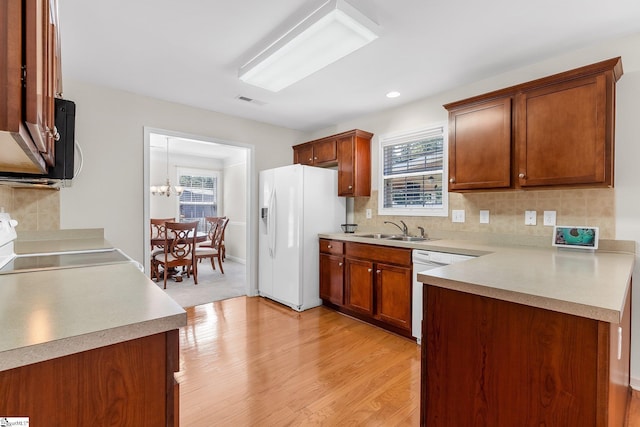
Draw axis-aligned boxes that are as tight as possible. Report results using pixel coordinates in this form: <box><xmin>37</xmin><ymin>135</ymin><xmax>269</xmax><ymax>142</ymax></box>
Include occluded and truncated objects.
<box><xmin>0</xmin><ymin>331</ymin><xmax>180</xmax><ymax>426</ymax></box>
<box><xmin>421</xmin><ymin>286</ymin><xmax>630</xmax><ymax>427</ymax></box>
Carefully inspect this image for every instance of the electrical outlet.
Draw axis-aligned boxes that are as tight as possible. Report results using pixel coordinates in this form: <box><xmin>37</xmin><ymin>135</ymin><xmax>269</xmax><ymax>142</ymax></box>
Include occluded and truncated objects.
<box><xmin>525</xmin><ymin>210</ymin><xmax>537</xmax><ymax>226</ymax></box>
<box><xmin>452</xmin><ymin>209</ymin><xmax>465</xmax><ymax>223</ymax></box>
<box><xmin>543</xmin><ymin>210</ymin><xmax>556</xmax><ymax>226</ymax></box>
<box><xmin>366</xmin><ymin>208</ymin><xmax>372</xmax><ymax>219</ymax></box>
<box><xmin>479</xmin><ymin>210</ymin><xmax>490</xmax><ymax>224</ymax></box>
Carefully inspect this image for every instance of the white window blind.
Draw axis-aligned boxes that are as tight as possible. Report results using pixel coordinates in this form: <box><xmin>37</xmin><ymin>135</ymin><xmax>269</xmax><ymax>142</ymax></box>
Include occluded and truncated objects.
<box><xmin>378</xmin><ymin>124</ymin><xmax>448</xmax><ymax>216</ymax></box>
<box><xmin>178</xmin><ymin>168</ymin><xmax>219</xmax><ymax>232</ymax></box>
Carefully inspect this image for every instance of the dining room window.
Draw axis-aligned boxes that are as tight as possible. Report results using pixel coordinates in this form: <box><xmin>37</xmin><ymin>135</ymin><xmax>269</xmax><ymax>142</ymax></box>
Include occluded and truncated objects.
<box><xmin>378</xmin><ymin>123</ymin><xmax>448</xmax><ymax>216</ymax></box>
<box><xmin>177</xmin><ymin>168</ymin><xmax>219</xmax><ymax>232</ymax></box>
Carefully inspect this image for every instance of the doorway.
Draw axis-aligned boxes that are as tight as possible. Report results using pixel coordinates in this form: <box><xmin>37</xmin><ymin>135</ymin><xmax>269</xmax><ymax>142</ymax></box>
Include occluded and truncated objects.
<box><xmin>143</xmin><ymin>127</ymin><xmax>255</xmax><ymax>299</ymax></box>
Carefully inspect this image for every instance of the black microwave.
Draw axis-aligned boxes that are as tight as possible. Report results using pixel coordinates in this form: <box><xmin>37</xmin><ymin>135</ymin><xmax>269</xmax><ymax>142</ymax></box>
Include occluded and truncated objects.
<box><xmin>0</xmin><ymin>98</ymin><xmax>76</xmax><ymax>186</ymax></box>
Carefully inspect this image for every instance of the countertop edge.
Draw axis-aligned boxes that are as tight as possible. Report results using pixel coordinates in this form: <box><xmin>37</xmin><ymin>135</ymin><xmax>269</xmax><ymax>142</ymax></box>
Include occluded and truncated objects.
<box><xmin>418</xmin><ymin>273</ymin><xmax>626</xmax><ymax>324</ymax></box>
<box><xmin>0</xmin><ymin>312</ymin><xmax>187</xmax><ymax>372</ymax></box>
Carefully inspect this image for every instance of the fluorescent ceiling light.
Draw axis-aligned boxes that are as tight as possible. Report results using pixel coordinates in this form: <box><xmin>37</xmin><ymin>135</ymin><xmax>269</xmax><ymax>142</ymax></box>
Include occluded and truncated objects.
<box><xmin>239</xmin><ymin>0</ymin><xmax>379</xmax><ymax>92</ymax></box>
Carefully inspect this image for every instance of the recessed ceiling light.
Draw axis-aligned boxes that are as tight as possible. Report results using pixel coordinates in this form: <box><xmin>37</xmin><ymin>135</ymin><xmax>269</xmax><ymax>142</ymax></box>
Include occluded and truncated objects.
<box><xmin>386</xmin><ymin>91</ymin><xmax>401</xmax><ymax>98</ymax></box>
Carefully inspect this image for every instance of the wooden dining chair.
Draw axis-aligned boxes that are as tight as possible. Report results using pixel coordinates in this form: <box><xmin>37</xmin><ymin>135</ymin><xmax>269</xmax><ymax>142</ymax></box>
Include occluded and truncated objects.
<box><xmin>198</xmin><ymin>217</ymin><xmax>219</xmax><ymax>250</ymax></box>
<box><xmin>154</xmin><ymin>221</ymin><xmax>199</xmax><ymax>289</ymax></box>
<box><xmin>199</xmin><ymin>216</ymin><xmax>226</xmax><ymax>261</ymax></box>
<box><xmin>149</xmin><ymin>217</ymin><xmax>174</xmax><ymax>280</ymax></box>
<box><xmin>194</xmin><ymin>217</ymin><xmax>229</xmax><ymax>275</ymax></box>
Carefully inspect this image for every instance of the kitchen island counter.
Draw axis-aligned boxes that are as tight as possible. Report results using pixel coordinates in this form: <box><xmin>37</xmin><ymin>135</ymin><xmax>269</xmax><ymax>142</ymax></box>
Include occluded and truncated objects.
<box><xmin>0</xmin><ymin>229</ymin><xmax>186</xmax><ymax>425</ymax></box>
<box><xmin>0</xmin><ymin>262</ymin><xmax>186</xmax><ymax>371</ymax></box>
<box><xmin>319</xmin><ymin>232</ymin><xmax>634</xmax><ymax>323</ymax></box>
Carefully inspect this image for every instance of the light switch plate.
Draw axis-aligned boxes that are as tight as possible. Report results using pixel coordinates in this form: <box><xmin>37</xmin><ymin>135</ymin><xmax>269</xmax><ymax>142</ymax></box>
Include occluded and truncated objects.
<box><xmin>452</xmin><ymin>209</ymin><xmax>465</xmax><ymax>223</ymax></box>
<box><xmin>525</xmin><ymin>210</ymin><xmax>537</xmax><ymax>225</ymax></box>
<box><xmin>479</xmin><ymin>210</ymin><xmax>490</xmax><ymax>224</ymax></box>
<box><xmin>366</xmin><ymin>208</ymin><xmax>372</xmax><ymax>219</ymax></box>
<box><xmin>543</xmin><ymin>210</ymin><xmax>556</xmax><ymax>226</ymax></box>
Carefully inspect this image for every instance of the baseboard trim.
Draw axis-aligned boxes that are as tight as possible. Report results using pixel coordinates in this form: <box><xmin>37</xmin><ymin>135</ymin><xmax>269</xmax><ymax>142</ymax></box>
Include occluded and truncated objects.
<box><xmin>630</xmin><ymin>376</ymin><xmax>640</xmax><ymax>391</ymax></box>
<box><xmin>226</xmin><ymin>255</ymin><xmax>246</xmax><ymax>264</ymax></box>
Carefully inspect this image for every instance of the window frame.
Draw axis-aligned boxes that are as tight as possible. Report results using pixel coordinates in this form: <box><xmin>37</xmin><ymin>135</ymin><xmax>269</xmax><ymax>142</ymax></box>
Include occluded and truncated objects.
<box><xmin>377</xmin><ymin>123</ymin><xmax>448</xmax><ymax>217</ymax></box>
<box><xmin>176</xmin><ymin>167</ymin><xmax>221</xmax><ymax>231</ymax></box>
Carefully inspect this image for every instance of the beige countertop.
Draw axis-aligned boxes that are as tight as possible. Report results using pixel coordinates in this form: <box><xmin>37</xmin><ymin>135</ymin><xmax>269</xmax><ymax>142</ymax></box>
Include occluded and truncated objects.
<box><xmin>319</xmin><ymin>232</ymin><xmax>635</xmax><ymax>324</ymax></box>
<box><xmin>0</xmin><ymin>230</ymin><xmax>187</xmax><ymax>372</ymax></box>
<box><xmin>14</xmin><ymin>228</ymin><xmax>113</xmax><ymax>254</ymax></box>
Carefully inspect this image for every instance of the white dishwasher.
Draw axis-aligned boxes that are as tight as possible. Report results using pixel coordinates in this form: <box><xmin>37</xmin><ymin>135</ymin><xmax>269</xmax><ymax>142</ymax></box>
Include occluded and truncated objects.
<box><xmin>412</xmin><ymin>249</ymin><xmax>475</xmax><ymax>343</ymax></box>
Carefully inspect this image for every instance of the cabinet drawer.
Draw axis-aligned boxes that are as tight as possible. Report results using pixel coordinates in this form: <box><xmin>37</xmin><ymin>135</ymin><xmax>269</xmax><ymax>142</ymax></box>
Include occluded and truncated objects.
<box><xmin>320</xmin><ymin>239</ymin><xmax>344</xmax><ymax>255</ymax></box>
<box><xmin>345</xmin><ymin>242</ymin><xmax>411</xmax><ymax>266</ymax></box>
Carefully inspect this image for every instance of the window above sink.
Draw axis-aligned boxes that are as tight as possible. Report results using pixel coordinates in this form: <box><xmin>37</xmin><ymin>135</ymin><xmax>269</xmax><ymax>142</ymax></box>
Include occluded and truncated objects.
<box><xmin>378</xmin><ymin>123</ymin><xmax>449</xmax><ymax>217</ymax></box>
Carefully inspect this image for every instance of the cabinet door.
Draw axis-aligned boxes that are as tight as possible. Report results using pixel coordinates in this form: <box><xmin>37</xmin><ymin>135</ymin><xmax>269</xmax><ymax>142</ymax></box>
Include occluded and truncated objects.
<box><xmin>25</xmin><ymin>0</ymin><xmax>56</xmax><ymax>166</ymax></box>
<box><xmin>337</xmin><ymin>136</ymin><xmax>355</xmax><ymax>196</ymax></box>
<box><xmin>313</xmin><ymin>139</ymin><xmax>337</xmax><ymax>165</ymax></box>
<box><xmin>294</xmin><ymin>145</ymin><xmax>314</xmax><ymax>165</ymax></box>
<box><xmin>345</xmin><ymin>258</ymin><xmax>374</xmax><ymax>315</ymax></box>
<box><xmin>516</xmin><ymin>73</ymin><xmax>610</xmax><ymax>187</ymax></box>
<box><xmin>375</xmin><ymin>263</ymin><xmax>412</xmax><ymax>331</ymax></box>
<box><xmin>448</xmin><ymin>97</ymin><xmax>512</xmax><ymax>190</ymax></box>
<box><xmin>319</xmin><ymin>253</ymin><xmax>344</xmax><ymax>306</ymax></box>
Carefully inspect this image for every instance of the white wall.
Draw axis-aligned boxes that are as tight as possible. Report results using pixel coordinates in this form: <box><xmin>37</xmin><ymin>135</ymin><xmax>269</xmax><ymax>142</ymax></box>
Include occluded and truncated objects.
<box><xmin>305</xmin><ymin>32</ymin><xmax>640</xmax><ymax>383</ymax></box>
<box><xmin>223</xmin><ymin>151</ymin><xmax>247</xmax><ymax>262</ymax></box>
<box><xmin>59</xmin><ymin>80</ymin><xmax>302</xmax><ymax>282</ymax></box>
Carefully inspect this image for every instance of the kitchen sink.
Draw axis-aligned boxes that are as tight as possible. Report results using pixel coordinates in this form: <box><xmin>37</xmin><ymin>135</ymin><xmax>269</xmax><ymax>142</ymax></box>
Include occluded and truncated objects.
<box><xmin>358</xmin><ymin>233</ymin><xmax>397</xmax><ymax>239</ymax></box>
<box><xmin>357</xmin><ymin>234</ymin><xmax>430</xmax><ymax>242</ymax></box>
<box><xmin>387</xmin><ymin>236</ymin><xmax>428</xmax><ymax>242</ymax></box>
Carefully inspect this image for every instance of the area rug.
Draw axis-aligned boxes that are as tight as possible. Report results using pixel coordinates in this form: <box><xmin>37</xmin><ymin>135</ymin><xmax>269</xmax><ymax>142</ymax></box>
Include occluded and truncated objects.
<box><xmin>156</xmin><ymin>259</ymin><xmax>246</xmax><ymax>308</ymax></box>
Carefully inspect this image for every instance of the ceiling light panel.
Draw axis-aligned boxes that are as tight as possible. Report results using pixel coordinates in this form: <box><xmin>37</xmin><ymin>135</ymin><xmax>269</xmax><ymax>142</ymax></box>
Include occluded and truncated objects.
<box><xmin>239</xmin><ymin>0</ymin><xmax>379</xmax><ymax>92</ymax></box>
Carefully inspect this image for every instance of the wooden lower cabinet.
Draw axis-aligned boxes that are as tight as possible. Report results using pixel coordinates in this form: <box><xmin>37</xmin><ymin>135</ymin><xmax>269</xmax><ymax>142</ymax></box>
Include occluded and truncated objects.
<box><xmin>320</xmin><ymin>239</ymin><xmax>412</xmax><ymax>338</ymax></box>
<box><xmin>345</xmin><ymin>258</ymin><xmax>375</xmax><ymax>315</ymax></box>
<box><xmin>421</xmin><ymin>285</ymin><xmax>631</xmax><ymax>427</ymax></box>
<box><xmin>375</xmin><ymin>263</ymin><xmax>412</xmax><ymax>330</ymax></box>
<box><xmin>319</xmin><ymin>252</ymin><xmax>345</xmax><ymax>305</ymax></box>
<box><xmin>0</xmin><ymin>330</ymin><xmax>180</xmax><ymax>426</ymax></box>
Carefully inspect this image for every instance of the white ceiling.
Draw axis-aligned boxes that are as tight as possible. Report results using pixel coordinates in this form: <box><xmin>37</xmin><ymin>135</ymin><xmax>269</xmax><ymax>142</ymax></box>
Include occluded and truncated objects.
<box><xmin>59</xmin><ymin>0</ymin><xmax>640</xmax><ymax>133</ymax></box>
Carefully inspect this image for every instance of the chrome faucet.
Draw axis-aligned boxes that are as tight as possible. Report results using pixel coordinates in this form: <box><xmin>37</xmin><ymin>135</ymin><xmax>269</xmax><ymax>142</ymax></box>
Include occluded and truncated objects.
<box><xmin>384</xmin><ymin>220</ymin><xmax>408</xmax><ymax>236</ymax></box>
<box><xmin>417</xmin><ymin>226</ymin><xmax>426</xmax><ymax>238</ymax></box>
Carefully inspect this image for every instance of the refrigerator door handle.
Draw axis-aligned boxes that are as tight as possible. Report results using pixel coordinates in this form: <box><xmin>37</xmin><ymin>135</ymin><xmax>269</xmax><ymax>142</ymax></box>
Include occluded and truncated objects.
<box><xmin>268</xmin><ymin>188</ymin><xmax>276</xmax><ymax>257</ymax></box>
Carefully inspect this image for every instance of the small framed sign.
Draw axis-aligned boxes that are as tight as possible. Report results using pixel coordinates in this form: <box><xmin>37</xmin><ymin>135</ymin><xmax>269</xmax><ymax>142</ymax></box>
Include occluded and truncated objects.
<box><xmin>552</xmin><ymin>226</ymin><xmax>599</xmax><ymax>250</ymax></box>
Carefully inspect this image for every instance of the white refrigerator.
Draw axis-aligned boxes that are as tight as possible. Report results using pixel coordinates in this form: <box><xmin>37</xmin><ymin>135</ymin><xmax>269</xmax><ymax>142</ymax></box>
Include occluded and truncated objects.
<box><xmin>259</xmin><ymin>164</ymin><xmax>345</xmax><ymax>311</ymax></box>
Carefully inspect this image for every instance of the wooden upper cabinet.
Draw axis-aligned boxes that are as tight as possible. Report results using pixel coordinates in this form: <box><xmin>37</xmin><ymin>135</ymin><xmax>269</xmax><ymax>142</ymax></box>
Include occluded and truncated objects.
<box><xmin>448</xmin><ymin>97</ymin><xmax>512</xmax><ymax>190</ymax></box>
<box><xmin>445</xmin><ymin>57</ymin><xmax>622</xmax><ymax>191</ymax></box>
<box><xmin>517</xmin><ymin>73</ymin><xmax>612</xmax><ymax>187</ymax></box>
<box><xmin>293</xmin><ymin>129</ymin><xmax>373</xmax><ymax>197</ymax></box>
<box><xmin>293</xmin><ymin>138</ymin><xmax>337</xmax><ymax>166</ymax></box>
<box><xmin>294</xmin><ymin>144</ymin><xmax>315</xmax><ymax>165</ymax></box>
<box><xmin>337</xmin><ymin>130</ymin><xmax>372</xmax><ymax>196</ymax></box>
<box><xmin>0</xmin><ymin>0</ymin><xmax>60</xmax><ymax>174</ymax></box>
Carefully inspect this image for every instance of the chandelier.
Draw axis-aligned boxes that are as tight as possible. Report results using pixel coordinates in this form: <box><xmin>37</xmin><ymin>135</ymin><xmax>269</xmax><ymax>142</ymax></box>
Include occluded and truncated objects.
<box><xmin>151</xmin><ymin>137</ymin><xmax>184</xmax><ymax>197</ymax></box>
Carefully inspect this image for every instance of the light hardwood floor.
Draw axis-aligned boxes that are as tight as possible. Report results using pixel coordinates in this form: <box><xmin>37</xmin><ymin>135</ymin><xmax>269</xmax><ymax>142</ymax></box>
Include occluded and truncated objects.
<box><xmin>177</xmin><ymin>296</ymin><xmax>640</xmax><ymax>426</ymax></box>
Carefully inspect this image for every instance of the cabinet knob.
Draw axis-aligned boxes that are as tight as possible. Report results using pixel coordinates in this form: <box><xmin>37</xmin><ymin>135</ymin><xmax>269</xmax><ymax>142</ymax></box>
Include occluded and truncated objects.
<box><xmin>314</xmin><ymin>156</ymin><xmax>318</xmax><ymax>160</ymax></box>
<box><xmin>367</xmin><ymin>268</ymin><xmax>372</xmax><ymax>273</ymax></box>
<box><xmin>519</xmin><ymin>173</ymin><xmax>526</xmax><ymax>179</ymax></box>
<box><xmin>327</xmin><ymin>245</ymin><xmax>332</xmax><ymax>249</ymax></box>
<box><xmin>308</xmin><ymin>158</ymin><xmax>313</xmax><ymax>161</ymax></box>
<box><xmin>348</xmin><ymin>185</ymin><xmax>353</xmax><ymax>189</ymax></box>
<box><xmin>449</xmin><ymin>178</ymin><xmax>455</xmax><ymax>184</ymax></box>
<box><xmin>339</xmin><ymin>262</ymin><xmax>343</xmax><ymax>267</ymax></box>
<box><xmin>376</xmin><ymin>270</ymin><xmax>381</xmax><ymax>274</ymax></box>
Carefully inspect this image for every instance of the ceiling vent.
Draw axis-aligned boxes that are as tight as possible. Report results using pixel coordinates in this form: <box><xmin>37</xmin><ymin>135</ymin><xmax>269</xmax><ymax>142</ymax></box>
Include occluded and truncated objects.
<box><xmin>236</xmin><ymin>95</ymin><xmax>266</xmax><ymax>106</ymax></box>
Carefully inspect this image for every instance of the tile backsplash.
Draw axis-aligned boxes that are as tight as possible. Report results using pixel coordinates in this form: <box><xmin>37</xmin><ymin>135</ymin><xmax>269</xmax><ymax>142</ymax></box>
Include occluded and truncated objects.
<box><xmin>354</xmin><ymin>188</ymin><xmax>615</xmax><ymax>239</ymax></box>
<box><xmin>0</xmin><ymin>186</ymin><xmax>60</xmax><ymax>230</ymax></box>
